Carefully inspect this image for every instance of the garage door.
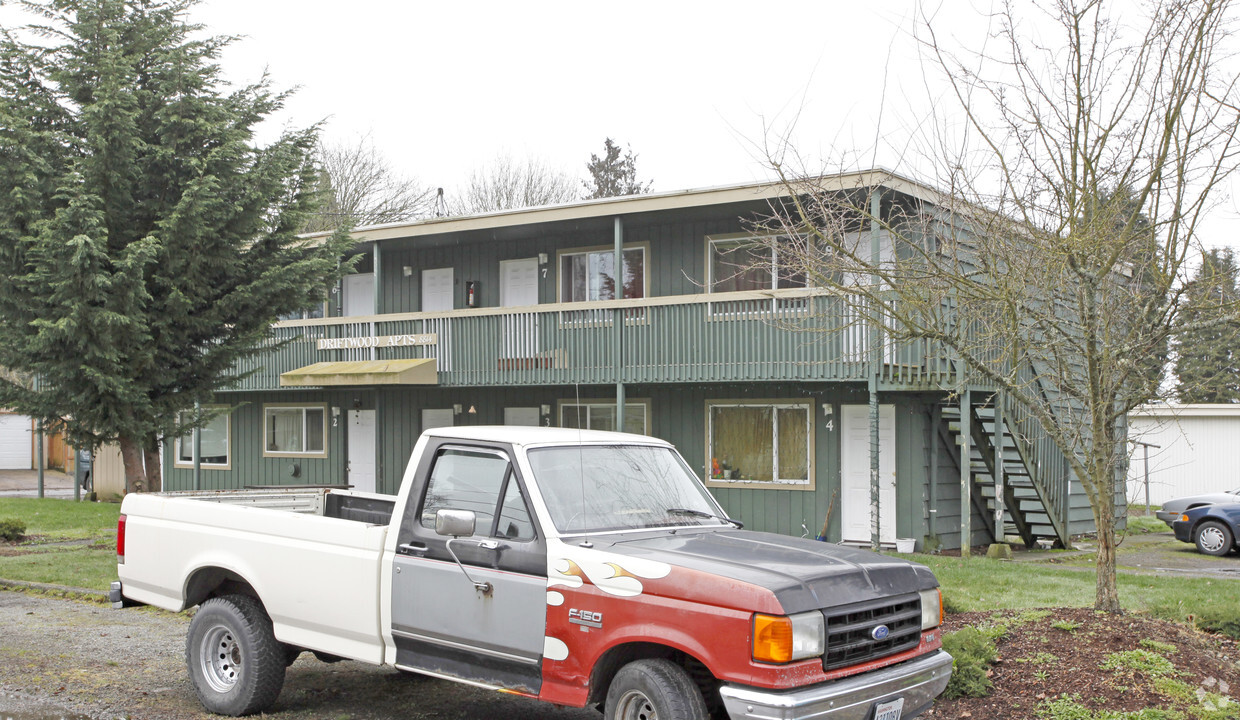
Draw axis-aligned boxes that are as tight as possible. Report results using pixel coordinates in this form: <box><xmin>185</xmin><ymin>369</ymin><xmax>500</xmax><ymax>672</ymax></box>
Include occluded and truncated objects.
<box><xmin>0</xmin><ymin>414</ymin><xmax>32</xmax><ymax>469</ymax></box>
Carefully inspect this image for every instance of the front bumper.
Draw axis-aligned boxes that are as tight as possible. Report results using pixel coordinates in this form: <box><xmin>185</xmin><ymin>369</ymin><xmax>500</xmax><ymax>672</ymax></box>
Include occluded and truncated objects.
<box><xmin>1172</xmin><ymin>520</ymin><xmax>1193</xmax><ymax>543</ymax></box>
<box><xmin>1156</xmin><ymin>510</ymin><xmax>1180</xmax><ymax>527</ymax></box>
<box><xmin>718</xmin><ymin>650</ymin><xmax>953</xmax><ymax>720</ymax></box>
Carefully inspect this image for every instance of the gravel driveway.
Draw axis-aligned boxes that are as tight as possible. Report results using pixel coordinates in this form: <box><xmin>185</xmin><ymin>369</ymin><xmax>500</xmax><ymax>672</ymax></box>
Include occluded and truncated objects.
<box><xmin>0</xmin><ymin>591</ymin><xmax>600</xmax><ymax>720</ymax></box>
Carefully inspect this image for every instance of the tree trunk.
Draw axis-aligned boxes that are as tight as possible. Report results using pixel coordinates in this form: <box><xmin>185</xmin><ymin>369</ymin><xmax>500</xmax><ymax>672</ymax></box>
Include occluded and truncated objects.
<box><xmin>1093</xmin><ymin>464</ymin><xmax>1121</xmax><ymax>612</ymax></box>
<box><xmin>143</xmin><ymin>436</ymin><xmax>161</xmax><ymax>493</ymax></box>
<box><xmin>119</xmin><ymin>434</ymin><xmax>147</xmax><ymax>494</ymax></box>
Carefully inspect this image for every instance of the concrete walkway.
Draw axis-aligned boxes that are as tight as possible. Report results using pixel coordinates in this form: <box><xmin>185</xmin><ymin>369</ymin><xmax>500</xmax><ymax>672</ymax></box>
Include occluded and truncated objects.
<box><xmin>0</xmin><ymin>469</ymin><xmax>78</xmax><ymax>498</ymax></box>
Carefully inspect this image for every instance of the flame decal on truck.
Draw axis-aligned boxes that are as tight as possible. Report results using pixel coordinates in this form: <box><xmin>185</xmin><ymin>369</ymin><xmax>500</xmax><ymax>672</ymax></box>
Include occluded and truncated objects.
<box><xmin>543</xmin><ymin>539</ymin><xmax>672</xmax><ymax>663</ymax></box>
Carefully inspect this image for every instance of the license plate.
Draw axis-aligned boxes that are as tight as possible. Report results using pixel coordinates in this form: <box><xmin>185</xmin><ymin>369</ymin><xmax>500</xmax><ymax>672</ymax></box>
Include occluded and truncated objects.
<box><xmin>873</xmin><ymin>698</ymin><xmax>904</xmax><ymax>720</ymax></box>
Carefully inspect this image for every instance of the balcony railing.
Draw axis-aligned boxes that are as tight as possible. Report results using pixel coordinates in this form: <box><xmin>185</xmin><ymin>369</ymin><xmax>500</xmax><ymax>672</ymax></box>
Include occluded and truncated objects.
<box><xmin>228</xmin><ymin>289</ymin><xmax>962</xmax><ymax>390</ymax></box>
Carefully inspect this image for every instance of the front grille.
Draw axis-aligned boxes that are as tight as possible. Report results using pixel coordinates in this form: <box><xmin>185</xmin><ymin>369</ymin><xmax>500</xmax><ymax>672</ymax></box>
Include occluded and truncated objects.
<box><xmin>823</xmin><ymin>594</ymin><xmax>922</xmax><ymax>671</ymax></box>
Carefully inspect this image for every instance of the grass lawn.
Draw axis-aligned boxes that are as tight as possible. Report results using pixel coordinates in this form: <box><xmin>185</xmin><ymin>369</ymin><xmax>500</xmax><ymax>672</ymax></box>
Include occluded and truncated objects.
<box><xmin>910</xmin><ymin>553</ymin><xmax>1240</xmax><ymax>636</ymax></box>
<box><xmin>0</xmin><ymin>498</ymin><xmax>120</xmax><ymax>592</ymax></box>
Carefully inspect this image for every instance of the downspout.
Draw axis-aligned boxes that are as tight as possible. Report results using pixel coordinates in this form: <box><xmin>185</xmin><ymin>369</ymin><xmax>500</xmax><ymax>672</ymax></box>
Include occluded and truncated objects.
<box><xmin>868</xmin><ymin>188</ymin><xmax>882</xmax><ymax>552</ymax></box>
<box><xmin>193</xmin><ymin>400</ymin><xmax>202</xmax><ymax>491</ymax></box>
<box><xmin>614</xmin><ymin>217</ymin><xmax>625</xmax><ymax>430</ymax></box>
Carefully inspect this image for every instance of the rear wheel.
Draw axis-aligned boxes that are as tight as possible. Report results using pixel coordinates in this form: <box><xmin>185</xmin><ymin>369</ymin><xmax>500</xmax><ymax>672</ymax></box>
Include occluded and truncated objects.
<box><xmin>604</xmin><ymin>659</ymin><xmax>708</xmax><ymax>720</ymax></box>
<box><xmin>187</xmin><ymin>594</ymin><xmax>286</xmax><ymax>716</ymax></box>
<box><xmin>1195</xmin><ymin>521</ymin><xmax>1234</xmax><ymax>556</ymax></box>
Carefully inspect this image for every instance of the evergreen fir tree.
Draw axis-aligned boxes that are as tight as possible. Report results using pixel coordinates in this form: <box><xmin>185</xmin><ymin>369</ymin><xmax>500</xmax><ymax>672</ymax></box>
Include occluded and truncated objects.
<box><xmin>0</xmin><ymin>0</ymin><xmax>354</xmax><ymax>491</ymax></box>
<box><xmin>583</xmin><ymin>138</ymin><xmax>652</xmax><ymax>199</ymax></box>
<box><xmin>1175</xmin><ymin>248</ymin><xmax>1240</xmax><ymax>403</ymax></box>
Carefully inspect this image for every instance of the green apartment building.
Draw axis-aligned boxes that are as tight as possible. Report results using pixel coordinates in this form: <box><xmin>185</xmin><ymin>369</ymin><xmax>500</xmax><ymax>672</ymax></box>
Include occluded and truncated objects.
<box><xmin>164</xmin><ymin>171</ymin><xmax>1102</xmax><ymax>551</ymax></box>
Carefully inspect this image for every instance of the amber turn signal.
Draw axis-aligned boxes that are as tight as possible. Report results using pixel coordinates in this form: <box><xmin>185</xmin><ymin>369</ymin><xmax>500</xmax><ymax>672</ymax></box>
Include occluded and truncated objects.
<box><xmin>752</xmin><ymin>613</ymin><xmax>794</xmax><ymax>663</ymax></box>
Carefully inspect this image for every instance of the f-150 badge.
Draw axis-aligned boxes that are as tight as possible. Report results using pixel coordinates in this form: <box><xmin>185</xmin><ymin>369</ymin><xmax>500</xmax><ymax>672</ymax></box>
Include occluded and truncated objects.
<box><xmin>569</xmin><ymin>608</ymin><xmax>603</xmax><ymax>628</ymax></box>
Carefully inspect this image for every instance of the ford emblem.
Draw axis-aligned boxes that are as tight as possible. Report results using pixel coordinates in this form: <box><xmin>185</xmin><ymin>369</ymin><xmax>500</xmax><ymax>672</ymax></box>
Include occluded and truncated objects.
<box><xmin>871</xmin><ymin>624</ymin><xmax>890</xmax><ymax>641</ymax></box>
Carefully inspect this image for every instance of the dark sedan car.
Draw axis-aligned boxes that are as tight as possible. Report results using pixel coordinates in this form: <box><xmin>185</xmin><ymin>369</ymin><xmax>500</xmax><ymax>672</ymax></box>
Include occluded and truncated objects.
<box><xmin>1156</xmin><ymin>487</ymin><xmax>1240</xmax><ymax>526</ymax></box>
<box><xmin>1172</xmin><ymin>503</ymin><xmax>1240</xmax><ymax>556</ymax></box>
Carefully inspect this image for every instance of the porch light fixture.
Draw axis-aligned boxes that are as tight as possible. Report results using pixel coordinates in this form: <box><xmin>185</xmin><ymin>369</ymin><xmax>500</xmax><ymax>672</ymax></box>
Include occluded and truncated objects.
<box><xmin>453</xmin><ymin>404</ymin><xmax>462</xmax><ymax>415</ymax></box>
<box><xmin>402</xmin><ymin>266</ymin><xmax>413</xmax><ymax>277</ymax></box>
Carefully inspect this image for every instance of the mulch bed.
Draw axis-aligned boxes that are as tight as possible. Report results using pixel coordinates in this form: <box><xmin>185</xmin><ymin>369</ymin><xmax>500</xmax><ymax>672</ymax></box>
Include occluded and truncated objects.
<box><xmin>925</xmin><ymin>608</ymin><xmax>1240</xmax><ymax>718</ymax></box>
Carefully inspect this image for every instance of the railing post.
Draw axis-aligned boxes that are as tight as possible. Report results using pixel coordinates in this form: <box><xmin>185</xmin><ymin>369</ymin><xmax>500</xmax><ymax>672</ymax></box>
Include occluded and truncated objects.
<box><xmin>36</xmin><ymin>419</ymin><xmax>44</xmax><ymax>499</ymax></box>
<box><xmin>993</xmin><ymin>393</ymin><xmax>1005</xmax><ymax>542</ymax></box>
<box><xmin>960</xmin><ymin>387</ymin><xmax>972</xmax><ymax>557</ymax></box>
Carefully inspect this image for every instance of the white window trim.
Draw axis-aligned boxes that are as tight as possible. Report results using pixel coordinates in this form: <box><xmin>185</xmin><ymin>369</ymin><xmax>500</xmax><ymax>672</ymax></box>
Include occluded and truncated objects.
<box><xmin>704</xmin><ymin>399</ymin><xmax>815</xmax><ymax>491</ymax></box>
<box><xmin>174</xmin><ymin>407</ymin><xmax>232</xmax><ymax>470</ymax></box>
<box><xmin>557</xmin><ymin>399</ymin><xmax>652</xmax><ymax>435</ymax></box>
<box><xmin>262</xmin><ymin>403</ymin><xmax>328</xmax><ymax>458</ymax></box>
<box><xmin>555</xmin><ymin>242</ymin><xmax>650</xmax><ymax>303</ymax></box>
<box><xmin>705</xmin><ymin>232</ymin><xmax>809</xmax><ymax>293</ymax></box>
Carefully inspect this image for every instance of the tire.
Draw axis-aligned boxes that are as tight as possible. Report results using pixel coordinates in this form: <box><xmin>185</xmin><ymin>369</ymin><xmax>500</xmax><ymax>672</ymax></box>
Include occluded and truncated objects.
<box><xmin>186</xmin><ymin>594</ymin><xmax>286</xmax><ymax>716</ymax></box>
<box><xmin>604</xmin><ymin>659</ymin><xmax>708</xmax><ymax>720</ymax></box>
<box><xmin>1195</xmin><ymin>520</ymin><xmax>1235</xmax><ymax>556</ymax></box>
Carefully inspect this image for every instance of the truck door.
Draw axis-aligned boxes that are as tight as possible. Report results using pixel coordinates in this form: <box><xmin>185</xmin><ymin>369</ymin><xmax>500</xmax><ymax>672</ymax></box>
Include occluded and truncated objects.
<box><xmin>390</xmin><ymin>443</ymin><xmax>546</xmax><ymax>693</ymax></box>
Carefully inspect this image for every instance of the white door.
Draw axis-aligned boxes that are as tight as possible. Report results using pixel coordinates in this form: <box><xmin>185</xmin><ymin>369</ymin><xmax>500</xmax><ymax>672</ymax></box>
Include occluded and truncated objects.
<box><xmin>504</xmin><ymin>407</ymin><xmax>541</xmax><ymax>427</ymax></box>
<box><xmin>841</xmin><ymin>405</ymin><xmax>897</xmax><ymax>543</ymax></box>
<box><xmin>343</xmin><ymin>273</ymin><xmax>375</xmax><ymax>317</ymax></box>
<box><xmin>348</xmin><ymin>409</ymin><xmax>377</xmax><ymax>493</ymax></box>
<box><xmin>421</xmin><ymin>268</ymin><xmax>454</xmax><ymax>312</ymax></box>
<box><xmin>500</xmin><ymin>258</ymin><xmax>539</xmax><ymax>357</ymax></box>
<box><xmin>421</xmin><ymin>408</ymin><xmax>455</xmax><ymax>431</ymax></box>
<box><xmin>0</xmin><ymin>414</ymin><xmax>31</xmax><ymax>469</ymax></box>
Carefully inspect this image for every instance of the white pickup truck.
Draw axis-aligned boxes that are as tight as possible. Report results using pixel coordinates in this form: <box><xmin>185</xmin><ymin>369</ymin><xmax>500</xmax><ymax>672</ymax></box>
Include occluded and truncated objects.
<box><xmin>113</xmin><ymin>426</ymin><xmax>951</xmax><ymax>719</ymax></box>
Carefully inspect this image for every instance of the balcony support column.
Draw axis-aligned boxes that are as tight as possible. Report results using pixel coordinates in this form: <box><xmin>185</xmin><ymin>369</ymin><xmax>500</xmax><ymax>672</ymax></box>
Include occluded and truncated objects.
<box><xmin>868</xmin><ymin>188</ymin><xmax>882</xmax><ymax>552</ymax></box>
<box><xmin>614</xmin><ymin>217</ymin><xmax>625</xmax><ymax>430</ymax></box>
<box><xmin>372</xmin><ymin>242</ymin><xmax>381</xmax><ymax>361</ymax></box>
<box><xmin>960</xmin><ymin>387</ymin><xmax>972</xmax><ymax>557</ymax></box>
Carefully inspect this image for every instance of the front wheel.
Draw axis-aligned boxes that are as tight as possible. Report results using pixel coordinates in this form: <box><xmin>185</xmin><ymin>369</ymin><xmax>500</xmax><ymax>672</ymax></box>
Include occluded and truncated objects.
<box><xmin>1195</xmin><ymin>520</ymin><xmax>1235</xmax><ymax>556</ymax></box>
<box><xmin>186</xmin><ymin>594</ymin><xmax>286</xmax><ymax>716</ymax></box>
<box><xmin>604</xmin><ymin>659</ymin><xmax>708</xmax><ymax>720</ymax></box>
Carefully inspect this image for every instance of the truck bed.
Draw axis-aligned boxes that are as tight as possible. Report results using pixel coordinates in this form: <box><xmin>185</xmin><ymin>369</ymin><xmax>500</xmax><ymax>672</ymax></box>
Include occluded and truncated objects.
<box><xmin>118</xmin><ymin>488</ymin><xmax>396</xmax><ymax>664</ymax></box>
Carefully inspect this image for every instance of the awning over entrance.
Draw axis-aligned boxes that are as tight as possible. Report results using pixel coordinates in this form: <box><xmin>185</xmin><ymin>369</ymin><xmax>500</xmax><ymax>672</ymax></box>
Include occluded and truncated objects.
<box><xmin>279</xmin><ymin>359</ymin><xmax>437</xmax><ymax>387</ymax></box>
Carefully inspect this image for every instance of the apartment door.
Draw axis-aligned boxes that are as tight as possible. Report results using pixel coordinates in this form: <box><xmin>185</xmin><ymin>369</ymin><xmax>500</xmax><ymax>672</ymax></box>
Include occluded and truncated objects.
<box><xmin>343</xmin><ymin>273</ymin><xmax>375</xmax><ymax>317</ymax></box>
<box><xmin>422</xmin><ymin>268</ymin><xmax>454</xmax><ymax>312</ymax></box>
<box><xmin>503</xmin><ymin>407</ymin><xmax>540</xmax><ymax>427</ymax></box>
<box><xmin>421</xmin><ymin>408</ymin><xmax>455</xmax><ymax>431</ymax></box>
<box><xmin>840</xmin><ymin>404</ymin><xmax>897</xmax><ymax>543</ymax></box>
<box><xmin>499</xmin><ymin>258</ymin><xmax>539</xmax><ymax>358</ymax></box>
<box><xmin>348</xmin><ymin>409</ymin><xmax>376</xmax><ymax>493</ymax></box>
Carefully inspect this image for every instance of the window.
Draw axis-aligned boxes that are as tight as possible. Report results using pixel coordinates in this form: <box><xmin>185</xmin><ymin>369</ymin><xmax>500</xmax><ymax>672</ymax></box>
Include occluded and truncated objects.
<box><xmin>263</xmin><ymin>404</ymin><xmax>326</xmax><ymax>456</ymax></box>
<box><xmin>559</xmin><ymin>246</ymin><xmax>646</xmax><ymax>302</ymax></box>
<box><xmin>277</xmin><ymin>302</ymin><xmax>327</xmax><ymax>322</ymax></box>
<box><xmin>560</xmin><ymin>400</ymin><xmax>649</xmax><ymax>435</ymax></box>
<box><xmin>174</xmin><ymin>409</ymin><xmax>230</xmax><ymax>469</ymax></box>
<box><xmin>708</xmin><ymin>235</ymin><xmax>807</xmax><ymax>293</ymax></box>
<box><xmin>706</xmin><ymin>400</ymin><xmax>813</xmax><ymax>489</ymax></box>
<box><xmin>420</xmin><ymin>447</ymin><xmax>534</xmax><ymax>541</ymax></box>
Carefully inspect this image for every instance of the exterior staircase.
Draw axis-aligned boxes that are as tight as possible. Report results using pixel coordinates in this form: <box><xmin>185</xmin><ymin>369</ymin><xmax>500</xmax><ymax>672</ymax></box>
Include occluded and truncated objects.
<box><xmin>940</xmin><ymin>398</ymin><xmax>1072</xmax><ymax>548</ymax></box>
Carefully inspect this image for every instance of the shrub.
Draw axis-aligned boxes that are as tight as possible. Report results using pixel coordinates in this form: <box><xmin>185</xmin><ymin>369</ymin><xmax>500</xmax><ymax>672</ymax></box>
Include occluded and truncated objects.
<box><xmin>941</xmin><ymin>626</ymin><xmax>1001</xmax><ymax>698</ymax></box>
<box><xmin>0</xmin><ymin>517</ymin><xmax>26</xmax><ymax>541</ymax></box>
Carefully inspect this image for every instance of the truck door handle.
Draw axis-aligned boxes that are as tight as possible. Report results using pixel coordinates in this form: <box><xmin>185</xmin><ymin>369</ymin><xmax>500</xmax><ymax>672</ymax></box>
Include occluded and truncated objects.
<box><xmin>397</xmin><ymin>542</ymin><xmax>428</xmax><ymax>557</ymax></box>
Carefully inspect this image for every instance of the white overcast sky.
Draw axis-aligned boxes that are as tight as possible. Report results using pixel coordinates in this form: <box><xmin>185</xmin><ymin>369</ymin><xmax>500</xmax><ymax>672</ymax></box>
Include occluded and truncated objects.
<box><xmin>4</xmin><ymin>0</ymin><xmax>1239</xmax><ymax>251</ymax></box>
<box><xmin>187</xmin><ymin>0</ymin><xmax>990</xmax><ymax>195</ymax></box>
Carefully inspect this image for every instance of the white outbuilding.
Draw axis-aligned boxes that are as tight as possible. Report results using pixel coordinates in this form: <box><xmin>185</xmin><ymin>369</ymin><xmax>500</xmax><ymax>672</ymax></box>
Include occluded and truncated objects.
<box><xmin>0</xmin><ymin>411</ymin><xmax>32</xmax><ymax>470</ymax></box>
<box><xmin>1127</xmin><ymin>404</ymin><xmax>1240</xmax><ymax>506</ymax></box>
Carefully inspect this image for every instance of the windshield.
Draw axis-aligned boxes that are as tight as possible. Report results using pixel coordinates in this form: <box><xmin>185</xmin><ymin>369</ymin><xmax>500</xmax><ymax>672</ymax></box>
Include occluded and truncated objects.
<box><xmin>527</xmin><ymin>444</ymin><xmax>728</xmax><ymax>533</ymax></box>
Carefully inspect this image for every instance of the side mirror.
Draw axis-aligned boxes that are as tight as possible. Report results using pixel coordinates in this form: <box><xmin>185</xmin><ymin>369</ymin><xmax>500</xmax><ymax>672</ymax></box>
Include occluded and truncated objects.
<box><xmin>435</xmin><ymin>508</ymin><xmax>476</xmax><ymax>538</ymax></box>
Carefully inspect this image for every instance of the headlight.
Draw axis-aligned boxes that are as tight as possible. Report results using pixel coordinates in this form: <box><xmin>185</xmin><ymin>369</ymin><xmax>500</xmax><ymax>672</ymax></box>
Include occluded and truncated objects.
<box><xmin>752</xmin><ymin>611</ymin><xmax>825</xmax><ymax>663</ymax></box>
<box><xmin>919</xmin><ymin>588</ymin><xmax>942</xmax><ymax>629</ymax></box>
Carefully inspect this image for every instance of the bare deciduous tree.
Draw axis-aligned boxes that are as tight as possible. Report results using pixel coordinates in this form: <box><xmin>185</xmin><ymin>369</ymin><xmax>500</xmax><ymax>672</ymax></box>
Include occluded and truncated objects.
<box><xmin>449</xmin><ymin>154</ymin><xmax>579</xmax><ymax>215</ymax></box>
<box><xmin>764</xmin><ymin>0</ymin><xmax>1240</xmax><ymax>611</ymax></box>
<box><xmin>302</xmin><ymin>135</ymin><xmax>436</xmax><ymax>233</ymax></box>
